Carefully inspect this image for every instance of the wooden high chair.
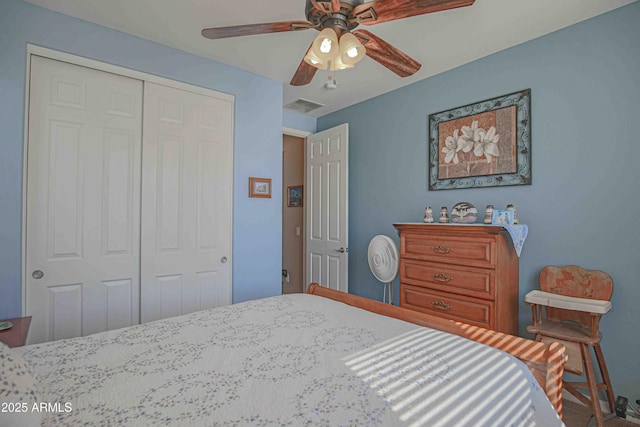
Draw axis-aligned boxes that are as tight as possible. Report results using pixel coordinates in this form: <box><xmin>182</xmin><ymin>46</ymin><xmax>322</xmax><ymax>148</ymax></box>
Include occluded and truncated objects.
<box><xmin>525</xmin><ymin>265</ymin><xmax>615</xmax><ymax>427</ymax></box>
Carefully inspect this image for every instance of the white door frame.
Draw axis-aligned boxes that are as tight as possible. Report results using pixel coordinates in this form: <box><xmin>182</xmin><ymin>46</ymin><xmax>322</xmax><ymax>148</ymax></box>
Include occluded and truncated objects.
<box><xmin>21</xmin><ymin>45</ymin><xmax>235</xmax><ymax>315</ymax></box>
<box><xmin>283</xmin><ymin>127</ymin><xmax>312</xmax><ymax>138</ymax></box>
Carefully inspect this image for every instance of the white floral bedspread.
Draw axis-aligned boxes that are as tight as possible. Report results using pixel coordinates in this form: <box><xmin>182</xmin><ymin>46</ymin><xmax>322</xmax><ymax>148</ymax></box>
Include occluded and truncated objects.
<box><xmin>16</xmin><ymin>294</ymin><xmax>563</xmax><ymax>426</ymax></box>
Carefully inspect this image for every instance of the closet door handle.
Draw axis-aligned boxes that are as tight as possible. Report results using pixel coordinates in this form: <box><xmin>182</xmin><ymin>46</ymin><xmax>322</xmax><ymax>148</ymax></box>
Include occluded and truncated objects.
<box><xmin>220</xmin><ymin>257</ymin><xmax>228</xmax><ymax>264</ymax></box>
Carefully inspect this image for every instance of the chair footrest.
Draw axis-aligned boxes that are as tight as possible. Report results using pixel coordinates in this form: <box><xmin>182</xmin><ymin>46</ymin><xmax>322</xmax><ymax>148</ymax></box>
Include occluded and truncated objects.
<box><xmin>527</xmin><ymin>320</ymin><xmax>601</xmax><ymax>344</ymax></box>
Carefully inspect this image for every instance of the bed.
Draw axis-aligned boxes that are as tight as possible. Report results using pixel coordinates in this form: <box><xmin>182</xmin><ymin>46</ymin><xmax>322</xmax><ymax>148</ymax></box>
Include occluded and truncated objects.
<box><xmin>2</xmin><ymin>283</ymin><xmax>566</xmax><ymax>426</ymax></box>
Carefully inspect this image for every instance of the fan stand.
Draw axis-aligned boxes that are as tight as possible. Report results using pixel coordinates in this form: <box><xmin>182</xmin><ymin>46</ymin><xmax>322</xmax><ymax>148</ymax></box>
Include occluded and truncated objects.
<box><xmin>382</xmin><ymin>281</ymin><xmax>393</xmax><ymax>305</ymax></box>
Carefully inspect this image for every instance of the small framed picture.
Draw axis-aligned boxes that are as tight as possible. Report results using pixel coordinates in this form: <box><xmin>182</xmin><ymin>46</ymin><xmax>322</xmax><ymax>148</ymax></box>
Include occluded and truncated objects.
<box><xmin>287</xmin><ymin>185</ymin><xmax>303</xmax><ymax>207</ymax></box>
<box><xmin>492</xmin><ymin>209</ymin><xmax>514</xmax><ymax>225</ymax></box>
<box><xmin>249</xmin><ymin>177</ymin><xmax>272</xmax><ymax>198</ymax></box>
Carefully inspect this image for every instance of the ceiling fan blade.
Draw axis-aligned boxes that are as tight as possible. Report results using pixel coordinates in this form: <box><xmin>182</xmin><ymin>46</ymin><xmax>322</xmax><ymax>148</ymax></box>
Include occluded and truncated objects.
<box><xmin>353</xmin><ymin>30</ymin><xmax>421</xmax><ymax>77</ymax></box>
<box><xmin>290</xmin><ymin>46</ymin><xmax>319</xmax><ymax>86</ymax></box>
<box><xmin>354</xmin><ymin>0</ymin><xmax>474</xmax><ymax>25</ymax></box>
<box><xmin>202</xmin><ymin>21</ymin><xmax>313</xmax><ymax>39</ymax></box>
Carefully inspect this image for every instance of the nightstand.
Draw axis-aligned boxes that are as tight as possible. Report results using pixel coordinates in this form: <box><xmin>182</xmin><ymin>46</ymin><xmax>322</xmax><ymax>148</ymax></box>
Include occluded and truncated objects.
<box><xmin>0</xmin><ymin>316</ymin><xmax>32</xmax><ymax>348</ymax></box>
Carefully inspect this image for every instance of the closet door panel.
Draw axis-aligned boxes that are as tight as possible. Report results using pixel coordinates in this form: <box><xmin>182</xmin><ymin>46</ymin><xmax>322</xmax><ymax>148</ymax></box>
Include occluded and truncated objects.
<box><xmin>141</xmin><ymin>82</ymin><xmax>233</xmax><ymax>323</ymax></box>
<box><xmin>26</xmin><ymin>56</ymin><xmax>142</xmax><ymax>344</ymax></box>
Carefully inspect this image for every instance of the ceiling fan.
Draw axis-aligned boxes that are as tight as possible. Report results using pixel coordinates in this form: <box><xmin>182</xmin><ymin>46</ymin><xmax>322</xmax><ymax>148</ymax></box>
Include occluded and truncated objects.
<box><xmin>202</xmin><ymin>0</ymin><xmax>475</xmax><ymax>86</ymax></box>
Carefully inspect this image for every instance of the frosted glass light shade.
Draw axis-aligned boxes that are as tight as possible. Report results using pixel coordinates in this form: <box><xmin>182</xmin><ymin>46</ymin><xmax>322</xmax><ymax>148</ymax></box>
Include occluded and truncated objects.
<box><xmin>311</xmin><ymin>28</ymin><xmax>339</xmax><ymax>61</ymax></box>
<box><xmin>339</xmin><ymin>32</ymin><xmax>366</xmax><ymax>65</ymax></box>
<box><xmin>329</xmin><ymin>55</ymin><xmax>354</xmax><ymax>71</ymax></box>
<box><xmin>304</xmin><ymin>50</ymin><xmax>328</xmax><ymax>70</ymax></box>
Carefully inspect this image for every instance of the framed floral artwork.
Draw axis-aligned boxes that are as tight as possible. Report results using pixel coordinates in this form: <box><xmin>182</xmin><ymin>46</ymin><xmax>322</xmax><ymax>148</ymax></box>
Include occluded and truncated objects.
<box><xmin>428</xmin><ymin>89</ymin><xmax>531</xmax><ymax>190</ymax></box>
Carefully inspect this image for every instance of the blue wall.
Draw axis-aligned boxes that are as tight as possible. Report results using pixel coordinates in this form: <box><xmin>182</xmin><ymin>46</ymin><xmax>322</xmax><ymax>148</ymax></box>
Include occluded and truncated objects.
<box><xmin>283</xmin><ymin>110</ymin><xmax>317</xmax><ymax>134</ymax></box>
<box><xmin>318</xmin><ymin>2</ymin><xmax>640</xmax><ymax>400</ymax></box>
<box><xmin>0</xmin><ymin>0</ymin><xmax>283</xmax><ymax>314</ymax></box>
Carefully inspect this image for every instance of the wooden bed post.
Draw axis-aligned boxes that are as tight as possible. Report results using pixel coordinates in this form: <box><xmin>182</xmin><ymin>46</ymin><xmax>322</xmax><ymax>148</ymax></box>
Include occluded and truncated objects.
<box><xmin>307</xmin><ymin>283</ymin><xmax>566</xmax><ymax>417</ymax></box>
<box><xmin>545</xmin><ymin>341</ymin><xmax>568</xmax><ymax>418</ymax></box>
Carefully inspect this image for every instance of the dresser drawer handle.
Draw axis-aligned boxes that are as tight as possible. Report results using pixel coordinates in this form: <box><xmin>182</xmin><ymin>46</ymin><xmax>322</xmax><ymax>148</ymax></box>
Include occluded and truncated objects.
<box><xmin>432</xmin><ymin>273</ymin><xmax>453</xmax><ymax>283</ymax></box>
<box><xmin>432</xmin><ymin>300</ymin><xmax>453</xmax><ymax>311</ymax></box>
<box><xmin>432</xmin><ymin>244</ymin><xmax>452</xmax><ymax>254</ymax></box>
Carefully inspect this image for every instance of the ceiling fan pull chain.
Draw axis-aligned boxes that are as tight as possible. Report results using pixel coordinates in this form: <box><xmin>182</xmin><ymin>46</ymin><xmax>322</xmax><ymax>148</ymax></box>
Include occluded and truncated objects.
<box><xmin>326</xmin><ymin>72</ymin><xmax>337</xmax><ymax>90</ymax></box>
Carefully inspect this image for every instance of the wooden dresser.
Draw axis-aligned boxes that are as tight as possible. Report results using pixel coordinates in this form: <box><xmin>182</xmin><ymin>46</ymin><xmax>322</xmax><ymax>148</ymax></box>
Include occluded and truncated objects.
<box><xmin>393</xmin><ymin>223</ymin><xmax>519</xmax><ymax>335</ymax></box>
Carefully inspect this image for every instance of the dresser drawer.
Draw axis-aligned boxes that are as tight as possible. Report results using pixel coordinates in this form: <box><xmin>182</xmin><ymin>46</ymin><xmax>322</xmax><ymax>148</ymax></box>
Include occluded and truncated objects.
<box><xmin>401</xmin><ymin>285</ymin><xmax>493</xmax><ymax>329</ymax></box>
<box><xmin>401</xmin><ymin>259</ymin><xmax>495</xmax><ymax>300</ymax></box>
<box><xmin>401</xmin><ymin>232</ymin><xmax>496</xmax><ymax>269</ymax></box>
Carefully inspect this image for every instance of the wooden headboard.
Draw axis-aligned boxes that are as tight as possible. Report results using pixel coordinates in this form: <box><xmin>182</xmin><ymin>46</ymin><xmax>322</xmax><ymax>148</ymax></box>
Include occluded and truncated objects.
<box><xmin>307</xmin><ymin>283</ymin><xmax>567</xmax><ymax>417</ymax></box>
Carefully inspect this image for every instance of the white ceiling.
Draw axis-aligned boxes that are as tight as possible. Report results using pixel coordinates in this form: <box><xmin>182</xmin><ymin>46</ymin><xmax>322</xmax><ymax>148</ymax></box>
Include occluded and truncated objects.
<box><xmin>23</xmin><ymin>0</ymin><xmax>636</xmax><ymax>118</ymax></box>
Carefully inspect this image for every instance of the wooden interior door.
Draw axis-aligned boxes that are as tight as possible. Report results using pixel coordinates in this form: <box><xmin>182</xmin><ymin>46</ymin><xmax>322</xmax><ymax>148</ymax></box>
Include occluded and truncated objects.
<box><xmin>305</xmin><ymin>124</ymin><xmax>349</xmax><ymax>292</ymax></box>
<box><xmin>140</xmin><ymin>82</ymin><xmax>233</xmax><ymax>322</ymax></box>
<box><xmin>25</xmin><ymin>56</ymin><xmax>143</xmax><ymax>344</ymax></box>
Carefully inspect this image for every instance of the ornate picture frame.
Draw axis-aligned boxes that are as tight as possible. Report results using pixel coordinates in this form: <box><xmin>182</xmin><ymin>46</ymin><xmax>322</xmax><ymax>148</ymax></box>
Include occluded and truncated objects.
<box><xmin>428</xmin><ymin>89</ymin><xmax>531</xmax><ymax>191</ymax></box>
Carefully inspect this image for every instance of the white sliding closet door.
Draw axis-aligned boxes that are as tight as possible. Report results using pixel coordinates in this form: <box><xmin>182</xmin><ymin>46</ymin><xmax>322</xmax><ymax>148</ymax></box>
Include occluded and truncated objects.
<box><xmin>25</xmin><ymin>54</ymin><xmax>234</xmax><ymax>342</ymax></box>
<box><xmin>26</xmin><ymin>56</ymin><xmax>143</xmax><ymax>344</ymax></box>
<box><xmin>141</xmin><ymin>82</ymin><xmax>233</xmax><ymax>322</ymax></box>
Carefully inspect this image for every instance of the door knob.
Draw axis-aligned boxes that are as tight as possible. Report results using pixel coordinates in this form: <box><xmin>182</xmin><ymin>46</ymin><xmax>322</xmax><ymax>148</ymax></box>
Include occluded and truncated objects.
<box><xmin>220</xmin><ymin>256</ymin><xmax>228</xmax><ymax>264</ymax></box>
<box><xmin>32</xmin><ymin>270</ymin><xmax>44</xmax><ymax>279</ymax></box>
<box><xmin>335</xmin><ymin>247</ymin><xmax>347</xmax><ymax>253</ymax></box>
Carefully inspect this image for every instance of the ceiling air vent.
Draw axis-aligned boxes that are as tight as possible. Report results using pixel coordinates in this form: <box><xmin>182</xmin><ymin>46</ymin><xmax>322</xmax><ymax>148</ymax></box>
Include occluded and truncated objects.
<box><xmin>285</xmin><ymin>98</ymin><xmax>324</xmax><ymax>114</ymax></box>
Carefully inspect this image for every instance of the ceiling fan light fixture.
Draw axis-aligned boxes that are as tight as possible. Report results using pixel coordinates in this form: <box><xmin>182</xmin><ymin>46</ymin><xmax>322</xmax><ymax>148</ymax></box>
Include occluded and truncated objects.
<box><xmin>201</xmin><ymin>0</ymin><xmax>476</xmax><ymax>86</ymax></box>
<box><xmin>339</xmin><ymin>32</ymin><xmax>366</xmax><ymax>65</ymax></box>
<box><xmin>311</xmin><ymin>28</ymin><xmax>339</xmax><ymax>60</ymax></box>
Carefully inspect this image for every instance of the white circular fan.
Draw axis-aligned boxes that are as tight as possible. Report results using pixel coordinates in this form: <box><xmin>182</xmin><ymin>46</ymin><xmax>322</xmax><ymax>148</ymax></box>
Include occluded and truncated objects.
<box><xmin>367</xmin><ymin>235</ymin><xmax>399</xmax><ymax>304</ymax></box>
